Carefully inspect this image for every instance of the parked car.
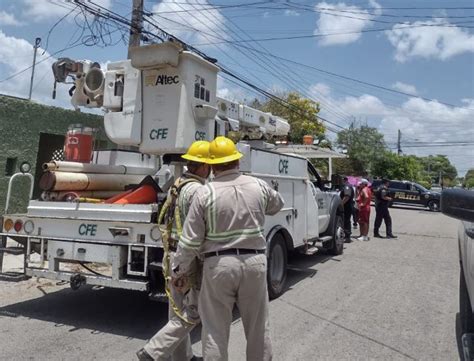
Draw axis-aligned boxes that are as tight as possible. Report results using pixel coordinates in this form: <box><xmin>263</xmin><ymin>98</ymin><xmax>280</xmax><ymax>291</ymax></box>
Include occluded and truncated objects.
<box><xmin>441</xmin><ymin>188</ymin><xmax>474</xmax><ymax>360</ymax></box>
<box><xmin>371</xmin><ymin>179</ymin><xmax>441</xmax><ymax>211</ymax></box>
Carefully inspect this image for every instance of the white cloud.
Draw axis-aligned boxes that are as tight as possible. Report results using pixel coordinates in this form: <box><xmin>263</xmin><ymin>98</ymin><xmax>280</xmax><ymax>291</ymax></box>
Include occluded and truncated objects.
<box><xmin>314</xmin><ymin>0</ymin><xmax>381</xmax><ymax>46</ymax></box>
<box><xmin>338</xmin><ymin>94</ymin><xmax>389</xmax><ymax>116</ymax></box>
<box><xmin>284</xmin><ymin>10</ymin><xmax>300</xmax><ymax>17</ymax></box>
<box><xmin>23</xmin><ymin>0</ymin><xmax>112</xmax><ymax>22</ymax></box>
<box><xmin>0</xmin><ymin>10</ymin><xmax>22</xmax><ymax>26</ymax></box>
<box><xmin>386</xmin><ymin>19</ymin><xmax>474</xmax><ymax>62</ymax></box>
<box><xmin>217</xmin><ymin>76</ymin><xmax>252</xmax><ymax>101</ymax></box>
<box><xmin>150</xmin><ymin>0</ymin><xmax>228</xmax><ymax>44</ymax></box>
<box><xmin>0</xmin><ymin>30</ymin><xmax>73</xmax><ymax>107</ymax></box>
<box><xmin>309</xmin><ymin>82</ymin><xmax>331</xmax><ymax>97</ymax></box>
<box><xmin>308</xmin><ymin>82</ymin><xmax>474</xmax><ymax>172</ymax></box>
<box><xmin>392</xmin><ymin>81</ymin><xmax>418</xmax><ymax>95</ymax></box>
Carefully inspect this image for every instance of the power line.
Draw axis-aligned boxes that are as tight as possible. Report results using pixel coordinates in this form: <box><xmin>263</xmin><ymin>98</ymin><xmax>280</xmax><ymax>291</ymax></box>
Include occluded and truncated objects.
<box><xmin>192</xmin><ymin>21</ymin><xmax>474</xmax><ymax>46</ymax></box>
<box><xmin>181</xmin><ymin>1</ymin><xmax>350</xmax><ymax>128</ymax></box>
<box><xmin>0</xmin><ymin>43</ymin><xmax>83</xmax><ymax>84</ymax></box>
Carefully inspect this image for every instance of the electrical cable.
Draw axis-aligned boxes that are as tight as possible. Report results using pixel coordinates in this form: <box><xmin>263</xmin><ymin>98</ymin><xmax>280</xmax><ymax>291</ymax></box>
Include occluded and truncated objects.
<box><xmin>203</xmin><ymin>1</ymin><xmax>353</xmax><ymax>125</ymax></box>
<box><xmin>79</xmin><ymin>262</ymin><xmax>108</xmax><ymax>277</ymax></box>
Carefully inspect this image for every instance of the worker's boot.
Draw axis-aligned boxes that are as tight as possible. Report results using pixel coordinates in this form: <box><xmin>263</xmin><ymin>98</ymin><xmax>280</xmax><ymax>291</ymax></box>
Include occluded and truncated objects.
<box><xmin>386</xmin><ymin>233</ymin><xmax>398</xmax><ymax>239</ymax></box>
<box><xmin>373</xmin><ymin>231</ymin><xmax>384</xmax><ymax>238</ymax></box>
<box><xmin>136</xmin><ymin>348</ymin><xmax>154</xmax><ymax>361</ymax></box>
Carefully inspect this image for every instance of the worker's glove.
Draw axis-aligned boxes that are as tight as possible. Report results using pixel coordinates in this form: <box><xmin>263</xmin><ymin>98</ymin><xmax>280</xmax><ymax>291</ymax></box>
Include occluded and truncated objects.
<box><xmin>172</xmin><ymin>275</ymin><xmax>190</xmax><ymax>294</ymax></box>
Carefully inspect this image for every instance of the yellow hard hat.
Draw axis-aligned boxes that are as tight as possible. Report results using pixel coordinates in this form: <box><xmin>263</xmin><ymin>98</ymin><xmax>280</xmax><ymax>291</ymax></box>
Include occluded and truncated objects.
<box><xmin>181</xmin><ymin>140</ymin><xmax>210</xmax><ymax>163</ymax></box>
<box><xmin>207</xmin><ymin>136</ymin><xmax>243</xmax><ymax>165</ymax></box>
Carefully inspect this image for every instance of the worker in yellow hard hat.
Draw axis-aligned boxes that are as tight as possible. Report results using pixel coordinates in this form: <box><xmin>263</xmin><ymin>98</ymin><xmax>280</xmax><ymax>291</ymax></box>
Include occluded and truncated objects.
<box><xmin>173</xmin><ymin>136</ymin><xmax>284</xmax><ymax>360</ymax></box>
<box><xmin>138</xmin><ymin>140</ymin><xmax>210</xmax><ymax>361</ymax></box>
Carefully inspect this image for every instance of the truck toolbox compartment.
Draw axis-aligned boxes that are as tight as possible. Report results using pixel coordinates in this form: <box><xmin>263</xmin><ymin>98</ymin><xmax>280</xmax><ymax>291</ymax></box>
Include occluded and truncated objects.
<box><xmin>48</xmin><ymin>240</ymin><xmax>126</xmax><ymax>264</ymax></box>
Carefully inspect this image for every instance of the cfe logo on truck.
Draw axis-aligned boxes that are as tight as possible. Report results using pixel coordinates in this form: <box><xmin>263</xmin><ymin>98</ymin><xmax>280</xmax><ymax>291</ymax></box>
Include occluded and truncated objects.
<box><xmin>279</xmin><ymin>159</ymin><xmax>289</xmax><ymax>174</ymax></box>
<box><xmin>149</xmin><ymin>128</ymin><xmax>168</xmax><ymax>140</ymax></box>
<box><xmin>195</xmin><ymin>130</ymin><xmax>206</xmax><ymax>140</ymax></box>
<box><xmin>79</xmin><ymin>224</ymin><xmax>97</xmax><ymax>236</ymax></box>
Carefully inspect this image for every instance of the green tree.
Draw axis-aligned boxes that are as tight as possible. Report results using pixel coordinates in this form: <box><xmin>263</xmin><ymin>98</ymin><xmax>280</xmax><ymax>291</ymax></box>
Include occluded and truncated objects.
<box><xmin>334</xmin><ymin>124</ymin><xmax>386</xmax><ymax>175</ymax></box>
<box><xmin>258</xmin><ymin>92</ymin><xmax>325</xmax><ymax>143</ymax></box>
<box><xmin>372</xmin><ymin>152</ymin><xmax>423</xmax><ymax>181</ymax></box>
<box><xmin>419</xmin><ymin>155</ymin><xmax>458</xmax><ymax>183</ymax></box>
<box><xmin>464</xmin><ymin>169</ymin><xmax>474</xmax><ymax>188</ymax></box>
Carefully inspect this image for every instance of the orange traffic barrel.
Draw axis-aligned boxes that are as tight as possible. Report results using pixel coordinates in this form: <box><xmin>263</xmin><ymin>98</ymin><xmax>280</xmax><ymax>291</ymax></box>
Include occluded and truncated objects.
<box><xmin>113</xmin><ymin>185</ymin><xmax>157</xmax><ymax>204</ymax></box>
<box><xmin>303</xmin><ymin>135</ymin><xmax>314</xmax><ymax>145</ymax></box>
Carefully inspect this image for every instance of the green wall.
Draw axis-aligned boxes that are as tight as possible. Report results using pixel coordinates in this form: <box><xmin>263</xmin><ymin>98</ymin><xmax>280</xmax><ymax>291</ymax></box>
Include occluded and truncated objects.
<box><xmin>0</xmin><ymin>95</ymin><xmax>106</xmax><ymax>214</ymax></box>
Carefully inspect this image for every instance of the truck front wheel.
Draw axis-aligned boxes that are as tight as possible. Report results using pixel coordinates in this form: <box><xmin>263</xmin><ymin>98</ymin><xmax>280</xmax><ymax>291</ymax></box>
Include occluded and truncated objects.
<box><xmin>327</xmin><ymin>214</ymin><xmax>344</xmax><ymax>256</ymax></box>
<box><xmin>267</xmin><ymin>233</ymin><xmax>287</xmax><ymax>299</ymax></box>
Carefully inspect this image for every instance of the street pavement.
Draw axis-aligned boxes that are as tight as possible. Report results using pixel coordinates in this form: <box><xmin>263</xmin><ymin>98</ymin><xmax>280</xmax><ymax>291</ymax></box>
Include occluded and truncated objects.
<box><xmin>0</xmin><ymin>206</ymin><xmax>462</xmax><ymax>360</ymax></box>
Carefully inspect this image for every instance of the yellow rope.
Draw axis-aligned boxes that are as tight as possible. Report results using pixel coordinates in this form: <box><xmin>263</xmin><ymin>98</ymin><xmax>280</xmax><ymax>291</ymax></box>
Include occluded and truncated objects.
<box><xmin>159</xmin><ymin>178</ymin><xmax>198</xmax><ymax>326</ymax></box>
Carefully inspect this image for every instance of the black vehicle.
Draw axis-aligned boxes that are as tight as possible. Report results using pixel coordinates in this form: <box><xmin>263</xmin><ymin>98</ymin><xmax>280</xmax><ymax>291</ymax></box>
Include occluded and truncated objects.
<box><xmin>371</xmin><ymin>179</ymin><xmax>441</xmax><ymax>211</ymax></box>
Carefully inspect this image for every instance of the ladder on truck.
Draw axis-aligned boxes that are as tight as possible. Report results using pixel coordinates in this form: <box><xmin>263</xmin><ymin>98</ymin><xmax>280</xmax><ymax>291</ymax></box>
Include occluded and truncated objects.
<box><xmin>0</xmin><ymin>169</ymin><xmax>34</xmax><ymax>281</ymax></box>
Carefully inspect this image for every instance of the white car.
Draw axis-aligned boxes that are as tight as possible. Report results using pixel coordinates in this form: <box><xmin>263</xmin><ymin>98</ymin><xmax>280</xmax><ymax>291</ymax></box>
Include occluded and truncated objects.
<box><xmin>441</xmin><ymin>189</ymin><xmax>474</xmax><ymax>360</ymax></box>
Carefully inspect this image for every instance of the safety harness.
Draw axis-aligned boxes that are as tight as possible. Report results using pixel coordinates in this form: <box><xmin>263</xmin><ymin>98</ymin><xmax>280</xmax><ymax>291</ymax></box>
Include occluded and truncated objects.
<box><xmin>158</xmin><ymin>176</ymin><xmax>200</xmax><ymax>325</ymax></box>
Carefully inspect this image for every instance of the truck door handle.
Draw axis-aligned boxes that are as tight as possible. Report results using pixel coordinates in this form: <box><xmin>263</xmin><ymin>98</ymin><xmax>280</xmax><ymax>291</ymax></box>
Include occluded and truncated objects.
<box><xmin>77</xmin><ymin>248</ymin><xmax>86</xmax><ymax>254</ymax></box>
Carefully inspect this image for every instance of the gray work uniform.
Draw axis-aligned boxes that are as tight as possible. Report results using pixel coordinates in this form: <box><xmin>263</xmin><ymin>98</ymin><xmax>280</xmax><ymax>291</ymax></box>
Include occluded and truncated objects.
<box><xmin>174</xmin><ymin>169</ymin><xmax>284</xmax><ymax>361</ymax></box>
<box><xmin>144</xmin><ymin>172</ymin><xmax>204</xmax><ymax>361</ymax></box>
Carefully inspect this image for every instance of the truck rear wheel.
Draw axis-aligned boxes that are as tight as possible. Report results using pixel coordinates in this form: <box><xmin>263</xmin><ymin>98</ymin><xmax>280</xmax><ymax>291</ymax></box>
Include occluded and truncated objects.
<box><xmin>327</xmin><ymin>214</ymin><xmax>344</xmax><ymax>256</ymax></box>
<box><xmin>267</xmin><ymin>233</ymin><xmax>287</xmax><ymax>299</ymax></box>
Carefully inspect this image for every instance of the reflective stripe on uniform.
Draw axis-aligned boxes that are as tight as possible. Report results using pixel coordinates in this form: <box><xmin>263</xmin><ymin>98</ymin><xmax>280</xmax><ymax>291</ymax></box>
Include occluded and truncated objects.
<box><xmin>179</xmin><ymin>234</ymin><xmax>201</xmax><ymax>249</ymax></box>
<box><xmin>207</xmin><ymin>227</ymin><xmax>264</xmax><ymax>242</ymax></box>
<box><xmin>255</xmin><ymin>178</ymin><xmax>268</xmax><ymax>210</ymax></box>
<box><xmin>206</xmin><ymin>184</ymin><xmax>217</xmax><ymax>235</ymax></box>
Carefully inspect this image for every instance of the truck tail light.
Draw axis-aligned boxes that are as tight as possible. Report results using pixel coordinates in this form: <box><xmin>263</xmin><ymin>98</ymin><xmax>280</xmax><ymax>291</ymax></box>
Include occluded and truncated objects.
<box><xmin>14</xmin><ymin>220</ymin><xmax>23</xmax><ymax>233</ymax></box>
<box><xmin>24</xmin><ymin>220</ymin><xmax>34</xmax><ymax>234</ymax></box>
<box><xmin>4</xmin><ymin>218</ymin><xmax>13</xmax><ymax>232</ymax></box>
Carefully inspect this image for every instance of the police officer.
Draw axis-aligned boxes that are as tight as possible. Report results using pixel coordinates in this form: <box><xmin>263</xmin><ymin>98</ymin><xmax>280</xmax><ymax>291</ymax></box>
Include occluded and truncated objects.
<box><xmin>137</xmin><ymin>141</ymin><xmax>211</xmax><ymax>361</ymax></box>
<box><xmin>374</xmin><ymin>178</ymin><xmax>397</xmax><ymax>239</ymax></box>
<box><xmin>173</xmin><ymin>136</ymin><xmax>284</xmax><ymax>361</ymax></box>
<box><xmin>340</xmin><ymin>176</ymin><xmax>355</xmax><ymax>243</ymax></box>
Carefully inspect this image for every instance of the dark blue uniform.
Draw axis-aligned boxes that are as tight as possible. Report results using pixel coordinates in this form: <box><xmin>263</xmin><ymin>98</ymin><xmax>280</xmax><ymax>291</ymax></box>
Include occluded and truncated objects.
<box><xmin>340</xmin><ymin>184</ymin><xmax>354</xmax><ymax>242</ymax></box>
<box><xmin>374</xmin><ymin>185</ymin><xmax>395</xmax><ymax>237</ymax></box>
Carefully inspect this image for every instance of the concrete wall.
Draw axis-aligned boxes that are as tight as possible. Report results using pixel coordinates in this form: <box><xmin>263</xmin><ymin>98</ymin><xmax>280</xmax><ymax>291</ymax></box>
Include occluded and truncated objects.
<box><xmin>0</xmin><ymin>95</ymin><xmax>106</xmax><ymax>214</ymax></box>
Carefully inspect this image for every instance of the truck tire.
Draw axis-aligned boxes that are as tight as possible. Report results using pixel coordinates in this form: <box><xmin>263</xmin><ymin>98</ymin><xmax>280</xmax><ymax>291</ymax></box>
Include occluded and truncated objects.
<box><xmin>267</xmin><ymin>233</ymin><xmax>287</xmax><ymax>299</ymax></box>
<box><xmin>327</xmin><ymin>214</ymin><xmax>344</xmax><ymax>256</ymax></box>
<box><xmin>460</xmin><ymin>266</ymin><xmax>474</xmax><ymax>335</ymax></box>
<box><xmin>428</xmin><ymin>200</ymin><xmax>440</xmax><ymax>212</ymax></box>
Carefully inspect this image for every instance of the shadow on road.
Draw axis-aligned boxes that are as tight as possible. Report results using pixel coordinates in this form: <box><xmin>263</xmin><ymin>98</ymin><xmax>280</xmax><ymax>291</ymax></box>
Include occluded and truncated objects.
<box><xmin>0</xmin><ymin>250</ymin><xmax>339</xmax><ymax>341</ymax></box>
<box><xmin>0</xmin><ymin>285</ymin><xmax>169</xmax><ymax>340</ymax></box>
<box><xmin>284</xmin><ymin>250</ymin><xmax>341</xmax><ymax>294</ymax></box>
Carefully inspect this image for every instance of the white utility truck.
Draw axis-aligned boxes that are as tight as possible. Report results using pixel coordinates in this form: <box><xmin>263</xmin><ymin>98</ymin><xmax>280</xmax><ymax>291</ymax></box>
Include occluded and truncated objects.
<box><xmin>0</xmin><ymin>42</ymin><xmax>343</xmax><ymax>299</ymax></box>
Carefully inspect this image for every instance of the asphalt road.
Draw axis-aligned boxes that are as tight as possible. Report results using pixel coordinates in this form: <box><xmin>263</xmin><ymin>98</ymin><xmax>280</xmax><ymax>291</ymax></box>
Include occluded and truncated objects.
<box><xmin>0</xmin><ymin>206</ymin><xmax>462</xmax><ymax>360</ymax></box>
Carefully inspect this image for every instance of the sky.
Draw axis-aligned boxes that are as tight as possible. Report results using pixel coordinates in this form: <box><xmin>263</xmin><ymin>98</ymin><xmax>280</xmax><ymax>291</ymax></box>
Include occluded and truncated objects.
<box><xmin>0</xmin><ymin>0</ymin><xmax>473</xmax><ymax>177</ymax></box>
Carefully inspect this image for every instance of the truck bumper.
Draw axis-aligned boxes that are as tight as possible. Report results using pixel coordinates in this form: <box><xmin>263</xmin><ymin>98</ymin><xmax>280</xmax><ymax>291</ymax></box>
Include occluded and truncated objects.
<box><xmin>25</xmin><ymin>268</ymin><xmax>149</xmax><ymax>291</ymax></box>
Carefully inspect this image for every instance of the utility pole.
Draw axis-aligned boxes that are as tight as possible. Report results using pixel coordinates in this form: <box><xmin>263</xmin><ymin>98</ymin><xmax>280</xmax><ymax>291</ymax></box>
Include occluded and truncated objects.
<box><xmin>28</xmin><ymin>37</ymin><xmax>41</xmax><ymax>100</ymax></box>
<box><xmin>128</xmin><ymin>0</ymin><xmax>144</xmax><ymax>59</ymax></box>
<box><xmin>397</xmin><ymin>129</ymin><xmax>402</xmax><ymax>155</ymax></box>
